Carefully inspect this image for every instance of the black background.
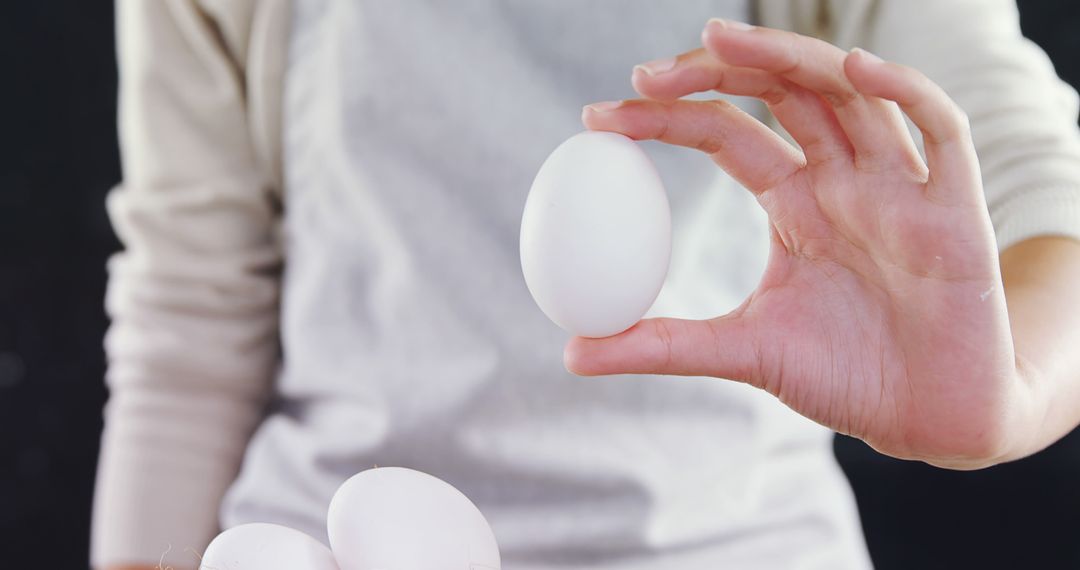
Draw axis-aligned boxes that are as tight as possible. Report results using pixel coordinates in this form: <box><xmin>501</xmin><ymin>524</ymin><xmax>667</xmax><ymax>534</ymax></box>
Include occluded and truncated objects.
<box><xmin>0</xmin><ymin>1</ymin><xmax>1077</xmax><ymax>568</ymax></box>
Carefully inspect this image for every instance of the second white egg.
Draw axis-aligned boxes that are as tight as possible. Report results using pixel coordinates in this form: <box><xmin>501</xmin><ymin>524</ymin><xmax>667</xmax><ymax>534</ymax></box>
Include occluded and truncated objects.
<box><xmin>520</xmin><ymin>130</ymin><xmax>671</xmax><ymax>338</ymax></box>
<box><xmin>201</xmin><ymin>522</ymin><xmax>340</xmax><ymax>570</ymax></box>
<box><xmin>327</xmin><ymin>467</ymin><xmax>500</xmax><ymax>570</ymax></box>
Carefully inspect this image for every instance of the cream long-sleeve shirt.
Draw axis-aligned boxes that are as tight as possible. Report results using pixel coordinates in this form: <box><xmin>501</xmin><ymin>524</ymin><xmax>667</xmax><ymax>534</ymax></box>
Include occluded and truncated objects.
<box><xmin>93</xmin><ymin>0</ymin><xmax>1080</xmax><ymax>568</ymax></box>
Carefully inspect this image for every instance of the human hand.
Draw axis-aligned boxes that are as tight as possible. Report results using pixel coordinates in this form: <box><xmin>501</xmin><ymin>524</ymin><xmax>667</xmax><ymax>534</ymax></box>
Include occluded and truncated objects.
<box><xmin>566</xmin><ymin>19</ymin><xmax>1031</xmax><ymax>469</ymax></box>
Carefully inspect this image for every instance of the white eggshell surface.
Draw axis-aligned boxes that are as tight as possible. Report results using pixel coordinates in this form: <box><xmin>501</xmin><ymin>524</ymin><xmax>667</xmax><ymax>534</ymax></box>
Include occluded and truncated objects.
<box><xmin>200</xmin><ymin>522</ymin><xmax>340</xmax><ymax>570</ymax></box>
<box><xmin>327</xmin><ymin>467</ymin><xmax>500</xmax><ymax>570</ymax></box>
<box><xmin>521</xmin><ymin>131</ymin><xmax>671</xmax><ymax>338</ymax></box>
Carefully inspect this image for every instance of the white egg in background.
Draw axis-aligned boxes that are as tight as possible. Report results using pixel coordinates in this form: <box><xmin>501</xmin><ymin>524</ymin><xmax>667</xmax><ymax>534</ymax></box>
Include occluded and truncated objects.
<box><xmin>520</xmin><ymin>130</ymin><xmax>672</xmax><ymax>338</ymax></box>
<box><xmin>327</xmin><ymin>467</ymin><xmax>501</xmax><ymax>570</ymax></box>
<box><xmin>201</xmin><ymin>522</ymin><xmax>340</xmax><ymax>570</ymax></box>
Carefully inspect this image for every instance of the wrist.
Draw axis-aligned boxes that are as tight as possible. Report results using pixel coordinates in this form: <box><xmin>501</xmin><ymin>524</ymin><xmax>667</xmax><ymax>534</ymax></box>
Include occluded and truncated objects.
<box><xmin>924</xmin><ymin>362</ymin><xmax>1041</xmax><ymax>471</ymax></box>
<box><xmin>994</xmin><ymin>352</ymin><xmax>1054</xmax><ymax>465</ymax></box>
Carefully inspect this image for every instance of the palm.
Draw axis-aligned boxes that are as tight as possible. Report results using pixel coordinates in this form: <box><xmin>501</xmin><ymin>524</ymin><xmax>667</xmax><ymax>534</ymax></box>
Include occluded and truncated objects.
<box><xmin>740</xmin><ymin>163</ymin><xmax>1012</xmax><ymax>460</ymax></box>
<box><xmin>567</xmin><ymin>21</ymin><xmax>1022</xmax><ymax>466</ymax></box>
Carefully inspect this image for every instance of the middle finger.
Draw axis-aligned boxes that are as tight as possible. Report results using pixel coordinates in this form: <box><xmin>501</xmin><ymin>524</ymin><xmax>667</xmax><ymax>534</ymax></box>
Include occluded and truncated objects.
<box><xmin>702</xmin><ymin>19</ymin><xmax>924</xmax><ymax>172</ymax></box>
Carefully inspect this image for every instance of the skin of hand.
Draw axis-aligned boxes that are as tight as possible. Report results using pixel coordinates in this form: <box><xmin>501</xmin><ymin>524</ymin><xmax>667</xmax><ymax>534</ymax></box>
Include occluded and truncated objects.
<box><xmin>566</xmin><ymin>18</ymin><xmax>1080</xmax><ymax>470</ymax></box>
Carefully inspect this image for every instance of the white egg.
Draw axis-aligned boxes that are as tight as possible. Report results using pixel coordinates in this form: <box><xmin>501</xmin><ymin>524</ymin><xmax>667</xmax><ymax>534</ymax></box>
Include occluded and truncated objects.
<box><xmin>200</xmin><ymin>522</ymin><xmax>340</xmax><ymax>570</ymax></box>
<box><xmin>520</xmin><ymin>130</ymin><xmax>671</xmax><ymax>338</ymax></box>
<box><xmin>327</xmin><ymin>467</ymin><xmax>500</xmax><ymax>570</ymax></box>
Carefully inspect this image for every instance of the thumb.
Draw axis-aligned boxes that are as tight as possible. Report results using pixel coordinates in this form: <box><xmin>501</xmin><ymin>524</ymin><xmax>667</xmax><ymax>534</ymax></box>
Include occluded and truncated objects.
<box><xmin>563</xmin><ymin>315</ymin><xmax>760</xmax><ymax>381</ymax></box>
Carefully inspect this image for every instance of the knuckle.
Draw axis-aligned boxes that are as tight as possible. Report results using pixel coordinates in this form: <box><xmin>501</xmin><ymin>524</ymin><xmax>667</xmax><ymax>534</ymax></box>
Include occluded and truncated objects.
<box><xmin>696</xmin><ymin>101</ymin><xmax>736</xmax><ymax>151</ymax></box>
<box><xmin>951</xmin><ymin>105</ymin><xmax>972</xmax><ymax>137</ymax></box>
<box><xmin>775</xmin><ymin>55</ymin><xmax>802</xmax><ymax>77</ymax></box>
<box><xmin>936</xmin><ymin>102</ymin><xmax>971</xmax><ymax>144</ymax></box>
<box><xmin>823</xmin><ymin>86</ymin><xmax>860</xmax><ymax>109</ymax></box>
<box><xmin>654</xmin><ymin>319</ymin><xmax>676</xmax><ymax>368</ymax></box>
<box><xmin>759</xmin><ymin>86</ymin><xmax>790</xmax><ymax>107</ymax></box>
<box><xmin>704</xmin><ymin>98</ymin><xmax>738</xmax><ymax>112</ymax></box>
<box><xmin>771</xmin><ymin>38</ymin><xmax>804</xmax><ymax>76</ymax></box>
<box><xmin>699</xmin><ymin>130</ymin><xmax>728</xmax><ymax>155</ymax></box>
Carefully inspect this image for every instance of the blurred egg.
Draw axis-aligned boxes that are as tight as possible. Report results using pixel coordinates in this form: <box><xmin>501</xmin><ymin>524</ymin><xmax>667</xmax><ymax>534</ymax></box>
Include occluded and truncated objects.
<box><xmin>327</xmin><ymin>467</ymin><xmax>500</xmax><ymax>570</ymax></box>
<box><xmin>520</xmin><ymin>131</ymin><xmax>671</xmax><ymax>338</ymax></box>
<box><xmin>201</xmin><ymin>522</ymin><xmax>339</xmax><ymax>570</ymax></box>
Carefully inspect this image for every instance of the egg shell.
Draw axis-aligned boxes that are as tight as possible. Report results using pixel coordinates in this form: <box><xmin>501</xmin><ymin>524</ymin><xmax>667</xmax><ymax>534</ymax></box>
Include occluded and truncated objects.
<box><xmin>520</xmin><ymin>131</ymin><xmax>671</xmax><ymax>338</ymax></box>
<box><xmin>200</xmin><ymin>522</ymin><xmax>340</xmax><ymax>570</ymax></box>
<box><xmin>327</xmin><ymin>467</ymin><xmax>500</xmax><ymax>570</ymax></box>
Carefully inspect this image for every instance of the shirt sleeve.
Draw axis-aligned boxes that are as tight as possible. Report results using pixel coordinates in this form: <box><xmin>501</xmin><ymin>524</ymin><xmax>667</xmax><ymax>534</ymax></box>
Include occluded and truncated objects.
<box><xmin>91</xmin><ymin>0</ymin><xmax>281</xmax><ymax>567</ymax></box>
<box><xmin>853</xmin><ymin>0</ymin><xmax>1080</xmax><ymax>251</ymax></box>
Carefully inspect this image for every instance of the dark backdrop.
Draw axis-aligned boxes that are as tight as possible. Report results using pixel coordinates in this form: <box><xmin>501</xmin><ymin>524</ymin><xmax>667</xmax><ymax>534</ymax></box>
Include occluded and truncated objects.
<box><xmin>0</xmin><ymin>1</ymin><xmax>1077</xmax><ymax>568</ymax></box>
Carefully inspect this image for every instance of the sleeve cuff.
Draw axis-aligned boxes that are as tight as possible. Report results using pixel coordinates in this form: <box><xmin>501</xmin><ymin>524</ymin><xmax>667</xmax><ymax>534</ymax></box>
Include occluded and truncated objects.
<box><xmin>90</xmin><ymin>388</ymin><xmax>261</xmax><ymax>569</ymax></box>
<box><xmin>991</xmin><ymin>183</ymin><xmax>1080</xmax><ymax>252</ymax></box>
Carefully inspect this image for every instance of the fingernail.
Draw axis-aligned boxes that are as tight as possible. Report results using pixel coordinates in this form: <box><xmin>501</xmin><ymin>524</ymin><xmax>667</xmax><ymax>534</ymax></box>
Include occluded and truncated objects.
<box><xmin>851</xmin><ymin>47</ymin><xmax>884</xmax><ymax>64</ymax></box>
<box><xmin>584</xmin><ymin>101</ymin><xmax>623</xmax><ymax>113</ymax></box>
<box><xmin>634</xmin><ymin>56</ymin><xmax>677</xmax><ymax>76</ymax></box>
<box><xmin>707</xmin><ymin>17</ymin><xmax>755</xmax><ymax>31</ymax></box>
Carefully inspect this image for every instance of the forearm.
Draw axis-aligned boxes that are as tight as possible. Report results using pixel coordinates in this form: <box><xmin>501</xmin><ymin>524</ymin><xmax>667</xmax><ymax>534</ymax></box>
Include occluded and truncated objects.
<box><xmin>1000</xmin><ymin>236</ymin><xmax>1080</xmax><ymax>462</ymax></box>
<box><xmin>95</xmin><ymin>0</ymin><xmax>283</xmax><ymax>565</ymax></box>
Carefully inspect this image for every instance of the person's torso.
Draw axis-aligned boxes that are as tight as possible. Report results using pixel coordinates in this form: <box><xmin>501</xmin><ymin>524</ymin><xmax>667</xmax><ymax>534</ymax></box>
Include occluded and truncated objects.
<box><xmin>222</xmin><ymin>2</ymin><xmax>872</xmax><ymax>567</ymax></box>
